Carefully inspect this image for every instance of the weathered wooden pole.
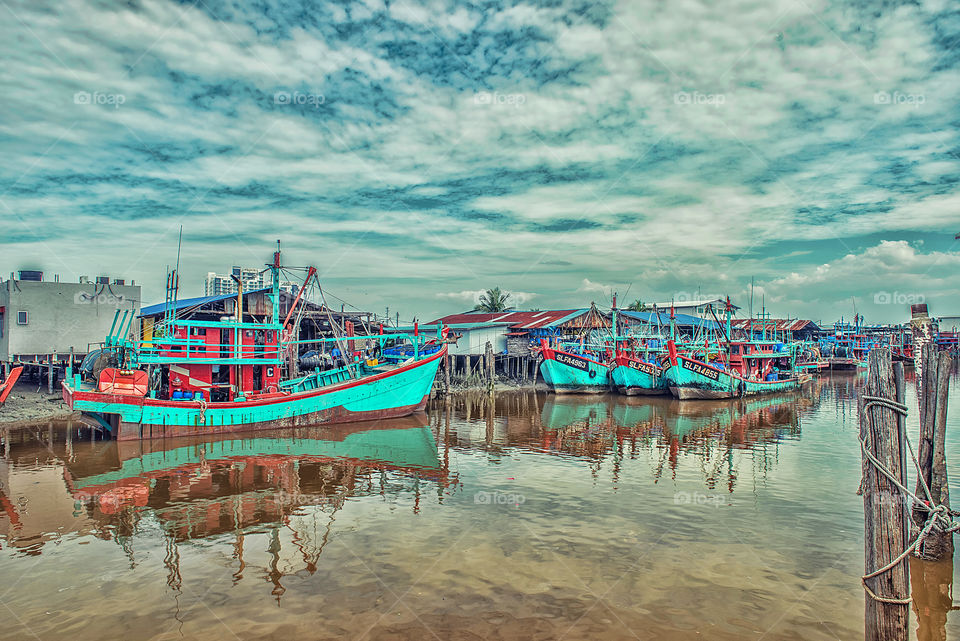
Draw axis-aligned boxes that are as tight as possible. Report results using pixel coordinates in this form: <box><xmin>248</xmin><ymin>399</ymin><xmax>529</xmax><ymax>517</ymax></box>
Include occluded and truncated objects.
<box><xmin>48</xmin><ymin>352</ymin><xmax>55</xmax><ymax>394</ymax></box>
<box><xmin>859</xmin><ymin>348</ymin><xmax>910</xmax><ymax>641</ymax></box>
<box><xmin>912</xmin><ymin>345</ymin><xmax>953</xmax><ymax>560</ymax></box>
<box><xmin>484</xmin><ymin>341</ymin><xmax>494</xmax><ymax>391</ymax></box>
<box><xmin>444</xmin><ymin>350</ymin><xmax>451</xmax><ymax>395</ymax></box>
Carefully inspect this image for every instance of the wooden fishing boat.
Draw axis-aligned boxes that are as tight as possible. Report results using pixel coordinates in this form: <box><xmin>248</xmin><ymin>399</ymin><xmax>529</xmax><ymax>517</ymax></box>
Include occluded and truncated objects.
<box><xmin>62</xmin><ymin>246</ymin><xmax>447</xmax><ymax>440</ymax></box>
<box><xmin>662</xmin><ymin>299</ymin><xmax>808</xmax><ymax>400</ymax></box>
<box><xmin>537</xmin><ymin>342</ymin><xmax>610</xmax><ymax>394</ymax></box>
<box><xmin>662</xmin><ymin>345</ymin><xmax>806</xmax><ymax>399</ymax></box>
<box><xmin>608</xmin><ymin>353</ymin><xmax>668</xmax><ymax>395</ymax></box>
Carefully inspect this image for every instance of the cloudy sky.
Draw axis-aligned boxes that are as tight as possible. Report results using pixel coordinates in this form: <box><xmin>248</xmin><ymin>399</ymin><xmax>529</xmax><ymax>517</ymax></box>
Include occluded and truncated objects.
<box><xmin>1</xmin><ymin>0</ymin><xmax>958</xmax><ymax>324</ymax></box>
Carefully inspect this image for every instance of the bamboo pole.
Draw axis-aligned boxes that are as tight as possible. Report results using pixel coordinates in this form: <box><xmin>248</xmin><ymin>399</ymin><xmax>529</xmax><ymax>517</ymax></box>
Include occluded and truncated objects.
<box><xmin>860</xmin><ymin>348</ymin><xmax>909</xmax><ymax>641</ymax></box>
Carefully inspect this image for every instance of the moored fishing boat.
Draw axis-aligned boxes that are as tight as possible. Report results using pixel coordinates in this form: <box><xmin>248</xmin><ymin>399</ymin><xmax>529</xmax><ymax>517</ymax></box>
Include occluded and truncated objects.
<box><xmin>663</xmin><ymin>344</ymin><xmax>805</xmax><ymax>399</ymax></box>
<box><xmin>609</xmin><ymin>352</ymin><xmax>668</xmax><ymax>395</ymax></box>
<box><xmin>537</xmin><ymin>341</ymin><xmax>610</xmax><ymax>394</ymax></box>
<box><xmin>62</xmin><ymin>245</ymin><xmax>448</xmax><ymax>440</ymax></box>
<box><xmin>662</xmin><ymin>299</ymin><xmax>808</xmax><ymax>400</ymax></box>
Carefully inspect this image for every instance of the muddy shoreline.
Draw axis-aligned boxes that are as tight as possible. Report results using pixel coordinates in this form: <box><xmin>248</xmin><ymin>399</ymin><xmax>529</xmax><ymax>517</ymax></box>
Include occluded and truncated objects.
<box><xmin>0</xmin><ymin>382</ymin><xmax>78</xmax><ymax>426</ymax></box>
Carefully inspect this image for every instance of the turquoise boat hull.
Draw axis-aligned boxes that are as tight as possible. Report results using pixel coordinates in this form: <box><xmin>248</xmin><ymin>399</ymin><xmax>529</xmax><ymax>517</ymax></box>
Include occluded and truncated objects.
<box><xmin>663</xmin><ymin>355</ymin><xmax>803</xmax><ymax>400</ymax></box>
<box><xmin>63</xmin><ymin>347</ymin><xmax>446</xmax><ymax>440</ymax></box>
<box><xmin>539</xmin><ymin>347</ymin><xmax>609</xmax><ymax>394</ymax></box>
<box><xmin>609</xmin><ymin>356</ymin><xmax>668</xmax><ymax>395</ymax></box>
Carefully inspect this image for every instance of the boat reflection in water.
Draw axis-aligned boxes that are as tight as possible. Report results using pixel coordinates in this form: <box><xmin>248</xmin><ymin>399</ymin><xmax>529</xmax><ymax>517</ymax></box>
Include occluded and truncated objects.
<box><xmin>3</xmin><ymin>414</ymin><xmax>455</xmax><ymax>598</ymax></box>
<box><xmin>532</xmin><ymin>388</ymin><xmax>805</xmax><ymax>490</ymax></box>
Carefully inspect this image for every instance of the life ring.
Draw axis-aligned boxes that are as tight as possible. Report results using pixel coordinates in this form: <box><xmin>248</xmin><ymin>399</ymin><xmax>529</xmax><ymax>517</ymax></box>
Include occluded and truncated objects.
<box><xmin>265</xmin><ymin>384</ymin><xmax>278</xmax><ymax>393</ymax></box>
<box><xmin>588</xmin><ymin>369</ymin><xmax>597</xmax><ymax>379</ymax></box>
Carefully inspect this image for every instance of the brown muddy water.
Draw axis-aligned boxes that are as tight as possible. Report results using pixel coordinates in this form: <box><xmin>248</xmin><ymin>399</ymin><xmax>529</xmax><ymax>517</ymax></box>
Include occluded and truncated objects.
<box><xmin>1</xmin><ymin>371</ymin><xmax>958</xmax><ymax>641</ymax></box>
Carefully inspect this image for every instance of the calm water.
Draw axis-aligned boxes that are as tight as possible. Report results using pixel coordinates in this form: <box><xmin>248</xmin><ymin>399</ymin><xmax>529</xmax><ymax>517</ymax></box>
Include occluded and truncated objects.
<box><xmin>1</xmin><ymin>371</ymin><xmax>958</xmax><ymax>641</ymax></box>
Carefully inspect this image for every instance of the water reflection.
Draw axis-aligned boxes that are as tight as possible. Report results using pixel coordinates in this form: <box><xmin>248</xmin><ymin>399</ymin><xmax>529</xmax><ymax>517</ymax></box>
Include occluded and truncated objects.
<box><xmin>2</xmin><ymin>371</ymin><xmax>958</xmax><ymax>641</ymax></box>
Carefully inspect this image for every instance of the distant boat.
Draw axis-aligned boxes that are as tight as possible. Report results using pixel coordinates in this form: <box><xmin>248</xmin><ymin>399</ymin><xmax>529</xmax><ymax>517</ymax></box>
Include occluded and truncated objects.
<box><xmin>63</xmin><ymin>244</ymin><xmax>447</xmax><ymax>440</ymax></box>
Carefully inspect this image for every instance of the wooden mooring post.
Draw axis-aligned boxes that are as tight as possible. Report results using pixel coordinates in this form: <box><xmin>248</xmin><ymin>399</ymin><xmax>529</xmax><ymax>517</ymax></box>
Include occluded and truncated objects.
<box><xmin>444</xmin><ymin>350</ymin><xmax>451</xmax><ymax>396</ymax></box>
<box><xmin>859</xmin><ymin>348</ymin><xmax>910</xmax><ymax>641</ymax></box>
<box><xmin>913</xmin><ymin>344</ymin><xmax>953</xmax><ymax>560</ymax></box>
<box><xmin>484</xmin><ymin>341</ymin><xmax>494</xmax><ymax>392</ymax></box>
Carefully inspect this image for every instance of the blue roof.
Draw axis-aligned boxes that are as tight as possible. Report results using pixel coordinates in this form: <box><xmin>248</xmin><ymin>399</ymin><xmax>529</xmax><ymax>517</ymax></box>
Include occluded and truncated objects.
<box><xmin>619</xmin><ymin>310</ymin><xmax>722</xmax><ymax>330</ymax></box>
<box><xmin>140</xmin><ymin>288</ymin><xmax>270</xmax><ymax>317</ymax></box>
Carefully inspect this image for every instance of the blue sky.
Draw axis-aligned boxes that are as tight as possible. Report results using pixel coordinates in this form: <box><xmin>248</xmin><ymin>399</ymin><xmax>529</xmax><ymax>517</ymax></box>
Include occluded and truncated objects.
<box><xmin>1</xmin><ymin>0</ymin><xmax>958</xmax><ymax>324</ymax></box>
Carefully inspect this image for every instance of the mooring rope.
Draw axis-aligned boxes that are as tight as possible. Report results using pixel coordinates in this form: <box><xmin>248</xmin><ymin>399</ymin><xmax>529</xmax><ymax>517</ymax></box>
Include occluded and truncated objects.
<box><xmin>858</xmin><ymin>395</ymin><xmax>959</xmax><ymax>604</ymax></box>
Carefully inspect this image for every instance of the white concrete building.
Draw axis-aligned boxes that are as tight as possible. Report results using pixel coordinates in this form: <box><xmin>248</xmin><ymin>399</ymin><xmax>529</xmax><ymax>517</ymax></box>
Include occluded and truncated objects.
<box><xmin>203</xmin><ymin>266</ymin><xmax>267</xmax><ymax>296</ymax></box>
<box><xmin>0</xmin><ymin>272</ymin><xmax>140</xmax><ymax>364</ymax></box>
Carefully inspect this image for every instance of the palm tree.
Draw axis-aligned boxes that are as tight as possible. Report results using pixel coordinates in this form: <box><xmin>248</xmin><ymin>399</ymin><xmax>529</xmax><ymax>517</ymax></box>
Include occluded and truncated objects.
<box><xmin>626</xmin><ymin>299</ymin><xmax>644</xmax><ymax>311</ymax></box>
<box><xmin>474</xmin><ymin>287</ymin><xmax>511</xmax><ymax>312</ymax></box>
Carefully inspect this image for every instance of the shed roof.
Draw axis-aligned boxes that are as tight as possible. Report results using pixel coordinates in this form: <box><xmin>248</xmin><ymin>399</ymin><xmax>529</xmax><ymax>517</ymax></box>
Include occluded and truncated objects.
<box><xmin>428</xmin><ymin>309</ymin><xmax>590</xmax><ymax>330</ymax></box>
<box><xmin>140</xmin><ymin>288</ymin><xmax>271</xmax><ymax>318</ymax></box>
<box><xmin>618</xmin><ymin>310</ymin><xmax>722</xmax><ymax>330</ymax></box>
<box><xmin>641</xmin><ymin>298</ymin><xmax>740</xmax><ymax>310</ymax></box>
<box><xmin>730</xmin><ymin>319</ymin><xmax>820</xmax><ymax>332</ymax></box>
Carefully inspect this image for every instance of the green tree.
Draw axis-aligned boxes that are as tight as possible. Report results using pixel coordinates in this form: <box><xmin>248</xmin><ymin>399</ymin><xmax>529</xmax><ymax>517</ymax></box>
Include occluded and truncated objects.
<box><xmin>626</xmin><ymin>299</ymin><xmax>644</xmax><ymax>311</ymax></box>
<box><xmin>474</xmin><ymin>287</ymin><xmax>511</xmax><ymax>312</ymax></box>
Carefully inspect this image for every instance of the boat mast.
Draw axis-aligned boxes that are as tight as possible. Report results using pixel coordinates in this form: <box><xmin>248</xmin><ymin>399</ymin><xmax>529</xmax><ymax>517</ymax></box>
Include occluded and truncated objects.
<box><xmin>272</xmin><ymin>240</ymin><xmax>281</xmax><ymax>326</ymax></box>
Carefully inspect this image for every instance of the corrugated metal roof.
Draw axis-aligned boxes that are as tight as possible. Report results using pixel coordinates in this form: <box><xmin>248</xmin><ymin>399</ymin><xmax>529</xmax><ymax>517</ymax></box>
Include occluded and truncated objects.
<box><xmin>642</xmin><ymin>298</ymin><xmax>740</xmax><ymax>310</ymax></box>
<box><xmin>618</xmin><ymin>310</ymin><xmax>722</xmax><ymax>330</ymax></box>
<box><xmin>429</xmin><ymin>309</ymin><xmax>588</xmax><ymax>330</ymax></box>
<box><xmin>140</xmin><ymin>288</ymin><xmax>271</xmax><ymax>317</ymax></box>
<box><xmin>730</xmin><ymin>319</ymin><xmax>819</xmax><ymax>331</ymax></box>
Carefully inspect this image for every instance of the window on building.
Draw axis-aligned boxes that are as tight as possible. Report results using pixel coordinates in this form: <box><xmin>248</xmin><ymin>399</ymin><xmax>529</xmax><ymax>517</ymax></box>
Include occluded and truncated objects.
<box><xmin>17</xmin><ymin>311</ymin><xmax>28</xmax><ymax>325</ymax></box>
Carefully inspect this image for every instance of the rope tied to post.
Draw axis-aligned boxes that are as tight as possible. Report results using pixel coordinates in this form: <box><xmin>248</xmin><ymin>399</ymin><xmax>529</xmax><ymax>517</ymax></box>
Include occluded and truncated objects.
<box><xmin>858</xmin><ymin>395</ymin><xmax>957</xmax><ymax>604</ymax></box>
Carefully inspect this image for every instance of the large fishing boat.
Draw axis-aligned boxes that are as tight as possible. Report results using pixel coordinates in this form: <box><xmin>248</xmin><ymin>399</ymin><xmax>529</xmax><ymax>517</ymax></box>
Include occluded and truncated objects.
<box><xmin>662</xmin><ymin>299</ymin><xmax>808</xmax><ymax>399</ymax></box>
<box><xmin>62</xmin><ymin>244</ymin><xmax>447</xmax><ymax>440</ymax></box>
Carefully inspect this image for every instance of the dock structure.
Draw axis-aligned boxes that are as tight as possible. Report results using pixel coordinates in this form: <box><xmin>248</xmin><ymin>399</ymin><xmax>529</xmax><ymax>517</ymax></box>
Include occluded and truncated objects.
<box><xmin>0</xmin><ymin>271</ymin><xmax>140</xmax><ymax>389</ymax></box>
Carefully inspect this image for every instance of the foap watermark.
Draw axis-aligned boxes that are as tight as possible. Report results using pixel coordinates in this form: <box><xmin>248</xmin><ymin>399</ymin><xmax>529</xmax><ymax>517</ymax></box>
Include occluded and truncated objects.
<box><xmin>474</xmin><ymin>490</ymin><xmax>526</xmax><ymax>506</ymax></box>
<box><xmin>873</xmin><ymin>291</ymin><xmax>925</xmax><ymax>305</ymax></box>
<box><xmin>474</xmin><ymin>91</ymin><xmax>526</xmax><ymax>108</ymax></box>
<box><xmin>274</xmin><ymin>90</ymin><xmax>326</xmax><ymax>109</ymax></box>
<box><xmin>672</xmin><ymin>291</ymin><xmax>723</xmax><ymax>304</ymax></box>
<box><xmin>674</xmin><ymin>91</ymin><xmax>725</xmax><ymax>106</ymax></box>
<box><xmin>673</xmin><ymin>491</ymin><xmax>729</xmax><ymax>508</ymax></box>
<box><xmin>73</xmin><ymin>91</ymin><xmax>125</xmax><ymax>109</ymax></box>
<box><xmin>873</xmin><ymin>91</ymin><xmax>924</xmax><ymax>107</ymax></box>
<box><xmin>74</xmin><ymin>291</ymin><xmax>126</xmax><ymax>305</ymax></box>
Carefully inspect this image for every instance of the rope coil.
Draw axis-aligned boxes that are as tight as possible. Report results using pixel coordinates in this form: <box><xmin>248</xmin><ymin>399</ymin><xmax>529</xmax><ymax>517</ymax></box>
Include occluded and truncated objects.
<box><xmin>858</xmin><ymin>395</ymin><xmax>956</xmax><ymax>604</ymax></box>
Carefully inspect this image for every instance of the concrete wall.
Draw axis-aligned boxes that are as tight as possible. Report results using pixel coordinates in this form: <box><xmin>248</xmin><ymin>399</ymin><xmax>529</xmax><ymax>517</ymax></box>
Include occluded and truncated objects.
<box><xmin>449</xmin><ymin>326</ymin><xmax>507</xmax><ymax>355</ymax></box>
<box><xmin>0</xmin><ymin>279</ymin><xmax>141</xmax><ymax>361</ymax></box>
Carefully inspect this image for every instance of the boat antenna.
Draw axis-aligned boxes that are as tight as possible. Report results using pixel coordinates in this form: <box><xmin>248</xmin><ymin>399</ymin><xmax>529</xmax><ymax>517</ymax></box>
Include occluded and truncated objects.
<box><xmin>175</xmin><ymin>224</ymin><xmax>183</xmax><ymax>276</ymax></box>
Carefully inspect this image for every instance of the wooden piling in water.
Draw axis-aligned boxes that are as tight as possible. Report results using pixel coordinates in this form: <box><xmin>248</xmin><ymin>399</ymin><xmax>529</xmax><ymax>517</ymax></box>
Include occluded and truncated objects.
<box><xmin>912</xmin><ymin>344</ymin><xmax>953</xmax><ymax>560</ymax></box>
<box><xmin>444</xmin><ymin>351</ymin><xmax>451</xmax><ymax>395</ymax></box>
<box><xmin>859</xmin><ymin>348</ymin><xmax>910</xmax><ymax>641</ymax></box>
<box><xmin>484</xmin><ymin>342</ymin><xmax>494</xmax><ymax>391</ymax></box>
